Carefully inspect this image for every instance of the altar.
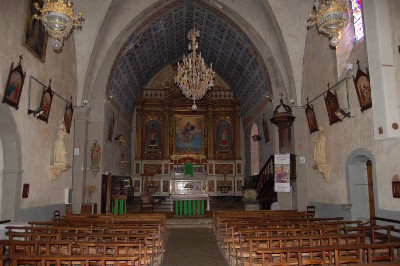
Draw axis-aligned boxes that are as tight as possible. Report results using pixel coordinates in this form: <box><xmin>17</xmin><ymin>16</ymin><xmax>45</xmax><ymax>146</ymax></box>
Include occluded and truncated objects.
<box><xmin>170</xmin><ymin>194</ymin><xmax>210</xmax><ymax>216</ymax></box>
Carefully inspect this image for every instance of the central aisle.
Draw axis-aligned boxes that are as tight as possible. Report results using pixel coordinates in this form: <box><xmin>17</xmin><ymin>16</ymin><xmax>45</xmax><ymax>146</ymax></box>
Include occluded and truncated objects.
<box><xmin>161</xmin><ymin>228</ymin><xmax>229</xmax><ymax>266</ymax></box>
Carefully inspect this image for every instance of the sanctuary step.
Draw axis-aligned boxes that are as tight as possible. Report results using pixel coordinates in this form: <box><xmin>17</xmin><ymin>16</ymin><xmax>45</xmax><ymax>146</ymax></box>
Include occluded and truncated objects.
<box><xmin>166</xmin><ymin>218</ymin><xmax>213</xmax><ymax>228</ymax></box>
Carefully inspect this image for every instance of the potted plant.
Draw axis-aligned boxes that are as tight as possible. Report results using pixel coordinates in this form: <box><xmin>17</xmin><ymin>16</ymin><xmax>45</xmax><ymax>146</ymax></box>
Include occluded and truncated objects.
<box><xmin>242</xmin><ymin>189</ymin><xmax>260</xmax><ymax>211</ymax></box>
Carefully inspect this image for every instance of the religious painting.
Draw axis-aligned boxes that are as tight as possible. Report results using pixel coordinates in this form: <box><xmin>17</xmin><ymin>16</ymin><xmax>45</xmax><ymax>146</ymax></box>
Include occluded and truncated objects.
<box><xmin>324</xmin><ymin>89</ymin><xmax>341</xmax><ymax>125</ymax></box>
<box><xmin>353</xmin><ymin>61</ymin><xmax>372</xmax><ymax>112</ymax></box>
<box><xmin>175</xmin><ymin>115</ymin><xmax>203</xmax><ymax>154</ymax></box>
<box><xmin>64</xmin><ymin>101</ymin><xmax>73</xmax><ymax>134</ymax></box>
<box><xmin>305</xmin><ymin>102</ymin><xmax>318</xmax><ymax>134</ymax></box>
<box><xmin>262</xmin><ymin>118</ymin><xmax>270</xmax><ymax>143</ymax></box>
<box><xmin>133</xmin><ymin>180</ymin><xmax>140</xmax><ymax>192</ymax></box>
<box><xmin>37</xmin><ymin>82</ymin><xmax>54</xmax><ymax>123</ymax></box>
<box><xmin>24</xmin><ymin>0</ymin><xmax>48</xmax><ymax>62</ymax></box>
<box><xmin>217</xmin><ymin>120</ymin><xmax>230</xmax><ymax>151</ymax></box>
<box><xmin>90</xmin><ymin>140</ymin><xmax>101</xmax><ymax>171</ymax></box>
<box><xmin>2</xmin><ymin>58</ymin><xmax>26</xmax><ymax>110</ymax></box>
<box><xmin>146</xmin><ymin>120</ymin><xmax>160</xmax><ymax>151</ymax></box>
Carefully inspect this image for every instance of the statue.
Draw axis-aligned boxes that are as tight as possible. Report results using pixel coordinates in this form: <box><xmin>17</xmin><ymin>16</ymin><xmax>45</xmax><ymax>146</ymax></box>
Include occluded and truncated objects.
<box><xmin>90</xmin><ymin>140</ymin><xmax>101</xmax><ymax>170</ymax></box>
<box><xmin>50</xmin><ymin>121</ymin><xmax>71</xmax><ymax>180</ymax></box>
<box><xmin>313</xmin><ymin>126</ymin><xmax>330</xmax><ymax>182</ymax></box>
<box><xmin>313</xmin><ymin>126</ymin><xmax>326</xmax><ymax>164</ymax></box>
<box><xmin>54</xmin><ymin>121</ymin><xmax>68</xmax><ymax>164</ymax></box>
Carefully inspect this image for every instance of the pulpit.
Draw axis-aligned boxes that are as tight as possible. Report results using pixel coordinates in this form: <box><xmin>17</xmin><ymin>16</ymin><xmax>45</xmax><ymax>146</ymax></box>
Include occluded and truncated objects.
<box><xmin>112</xmin><ymin>195</ymin><xmax>127</xmax><ymax>214</ymax></box>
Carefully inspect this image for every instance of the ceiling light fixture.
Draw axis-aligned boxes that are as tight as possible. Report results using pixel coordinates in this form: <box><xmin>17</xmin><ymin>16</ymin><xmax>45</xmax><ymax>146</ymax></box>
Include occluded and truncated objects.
<box><xmin>174</xmin><ymin>11</ymin><xmax>215</xmax><ymax>111</ymax></box>
<box><xmin>307</xmin><ymin>0</ymin><xmax>348</xmax><ymax>48</ymax></box>
<box><xmin>33</xmin><ymin>0</ymin><xmax>84</xmax><ymax>51</ymax></box>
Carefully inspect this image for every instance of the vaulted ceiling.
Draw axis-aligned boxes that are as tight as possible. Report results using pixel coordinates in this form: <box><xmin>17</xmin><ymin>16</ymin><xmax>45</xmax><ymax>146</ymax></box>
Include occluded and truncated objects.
<box><xmin>107</xmin><ymin>0</ymin><xmax>271</xmax><ymax>117</ymax></box>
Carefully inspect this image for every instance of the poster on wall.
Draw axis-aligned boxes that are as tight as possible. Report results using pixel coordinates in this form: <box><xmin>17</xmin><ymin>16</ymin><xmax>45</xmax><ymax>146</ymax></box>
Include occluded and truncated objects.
<box><xmin>274</xmin><ymin>153</ymin><xmax>290</xmax><ymax>192</ymax></box>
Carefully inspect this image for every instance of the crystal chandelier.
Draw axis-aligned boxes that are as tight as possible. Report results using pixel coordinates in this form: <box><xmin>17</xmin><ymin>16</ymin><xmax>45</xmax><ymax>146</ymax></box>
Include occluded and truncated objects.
<box><xmin>33</xmin><ymin>0</ymin><xmax>84</xmax><ymax>51</ymax></box>
<box><xmin>307</xmin><ymin>0</ymin><xmax>348</xmax><ymax>48</ymax></box>
<box><xmin>174</xmin><ymin>24</ymin><xmax>215</xmax><ymax>111</ymax></box>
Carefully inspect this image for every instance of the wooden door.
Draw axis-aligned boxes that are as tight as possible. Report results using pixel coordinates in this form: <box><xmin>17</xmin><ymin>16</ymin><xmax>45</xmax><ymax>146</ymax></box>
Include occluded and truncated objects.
<box><xmin>366</xmin><ymin>160</ymin><xmax>375</xmax><ymax>219</ymax></box>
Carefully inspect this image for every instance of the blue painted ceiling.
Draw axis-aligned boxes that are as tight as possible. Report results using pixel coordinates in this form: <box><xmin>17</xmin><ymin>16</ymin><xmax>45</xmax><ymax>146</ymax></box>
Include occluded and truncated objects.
<box><xmin>108</xmin><ymin>0</ymin><xmax>271</xmax><ymax>117</ymax></box>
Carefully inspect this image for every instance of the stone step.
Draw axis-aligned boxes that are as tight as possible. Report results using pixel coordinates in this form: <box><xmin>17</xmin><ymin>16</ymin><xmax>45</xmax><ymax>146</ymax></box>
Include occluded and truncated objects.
<box><xmin>166</xmin><ymin>218</ymin><xmax>212</xmax><ymax>229</ymax></box>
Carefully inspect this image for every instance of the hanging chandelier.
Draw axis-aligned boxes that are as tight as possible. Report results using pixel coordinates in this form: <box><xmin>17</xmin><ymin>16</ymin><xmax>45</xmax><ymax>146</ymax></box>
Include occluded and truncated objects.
<box><xmin>307</xmin><ymin>0</ymin><xmax>348</xmax><ymax>48</ymax></box>
<box><xmin>174</xmin><ymin>22</ymin><xmax>215</xmax><ymax>111</ymax></box>
<box><xmin>33</xmin><ymin>0</ymin><xmax>84</xmax><ymax>51</ymax></box>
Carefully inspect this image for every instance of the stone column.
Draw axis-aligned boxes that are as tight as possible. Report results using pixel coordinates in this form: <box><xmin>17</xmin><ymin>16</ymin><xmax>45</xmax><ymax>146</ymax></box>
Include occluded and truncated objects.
<box><xmin>135</xmin><ymin>104</ymin><xmax>142</xmax><ymax>160</ymax></box>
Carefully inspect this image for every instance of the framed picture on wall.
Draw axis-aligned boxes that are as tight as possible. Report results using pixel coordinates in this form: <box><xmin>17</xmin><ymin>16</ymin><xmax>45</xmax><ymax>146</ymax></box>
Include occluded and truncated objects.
<box><xmin>37</xmin><ymin>80</ymin><xmax>54</xmax><ymax>123</ymax></box>
<box><xmin>305</xmin><ymin>101</ymin><xmax>318</xmax><ymax>134</ymax></box>
<box><xmin>2</xmin><ymin>56</ymin><xmax>26</xmax><ymax>110</ymax></box>
<box><xmin>24</xmin><ymin>0</ymin><xmax>48</xmax><ymax>62</ymax></box>
<box><xmin>64</xmin><ymin>100</ymin><xmax>73</xmax><ymax>134</ymax></box>
<box><xmin>353</xmin><ymin>60</ymin><xmax>372</xmax><ymax>112</ymax></box>
<box><xmin>324</xmin><ymin>88</ymin><xmax>341</xmax><ymax>125</ymax></box>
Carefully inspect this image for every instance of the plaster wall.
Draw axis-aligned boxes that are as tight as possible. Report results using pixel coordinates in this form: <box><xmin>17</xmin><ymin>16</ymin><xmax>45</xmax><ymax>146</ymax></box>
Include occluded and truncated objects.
<box><xmin>300</xmin><ymin>11</ymin><xmax>400</xmax><ymax>215</ymax></box>
<box><xmin>0</xmin><ymin>2</ymin><xmax>77</xmax><ymax>216</ymax></box>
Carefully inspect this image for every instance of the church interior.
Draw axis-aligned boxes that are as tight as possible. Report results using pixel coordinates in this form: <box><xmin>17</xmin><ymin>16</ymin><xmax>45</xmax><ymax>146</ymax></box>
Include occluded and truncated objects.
<box><xmin>0</xmin><ymin>0</ymin><xmax>400</xmax><ymax>265</ymax></box>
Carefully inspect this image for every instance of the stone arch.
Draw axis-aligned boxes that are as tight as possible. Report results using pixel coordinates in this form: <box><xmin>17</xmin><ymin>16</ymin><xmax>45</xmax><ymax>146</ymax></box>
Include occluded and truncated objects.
<box><xmin>345</xmin><ymin>148</ymin><xmax>378</xmax><ymax>222</ymax></box>
<box><xmin>0</xmin><ymin>104</ymin><xmax>22</xmax><ymax>221</ymax></box>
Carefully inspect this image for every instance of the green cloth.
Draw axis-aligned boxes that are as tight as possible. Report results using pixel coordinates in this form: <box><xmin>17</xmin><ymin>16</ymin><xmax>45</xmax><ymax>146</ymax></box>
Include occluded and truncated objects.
<box><xmin>184</xmin><ymin>161</ymin><xmax>193</xmax><ymax>175</ymax></box>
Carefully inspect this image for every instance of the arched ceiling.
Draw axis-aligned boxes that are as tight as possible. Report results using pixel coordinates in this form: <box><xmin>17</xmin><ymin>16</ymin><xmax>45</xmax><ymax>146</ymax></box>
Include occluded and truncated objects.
<box><xmin>107</xmin><ymin>0</ymin><xmax>271</xmax><ymax>117</ymax></box>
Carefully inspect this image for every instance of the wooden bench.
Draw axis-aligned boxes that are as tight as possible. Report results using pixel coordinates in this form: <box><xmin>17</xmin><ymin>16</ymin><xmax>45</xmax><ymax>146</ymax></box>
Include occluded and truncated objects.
<box><xmin>255</xmin><ymin>242</ymin><xmax>400</xmax><ymax>266</ymax></box>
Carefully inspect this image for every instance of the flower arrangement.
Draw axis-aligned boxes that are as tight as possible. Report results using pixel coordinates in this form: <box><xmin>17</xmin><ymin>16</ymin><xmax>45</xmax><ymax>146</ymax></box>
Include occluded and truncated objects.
<box><xmin>85</xmin><ymin>185</ymin><xmax>97</xmax><ymax>203</ymax></box>
<box><xmin>242</xmin><ymin>189</ymin><xmax>258</xmax><ymax>204</ymax></box>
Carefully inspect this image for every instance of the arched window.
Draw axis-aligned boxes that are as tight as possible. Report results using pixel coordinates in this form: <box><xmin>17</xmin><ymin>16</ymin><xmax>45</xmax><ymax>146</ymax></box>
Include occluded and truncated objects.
<box><xmin>351</xmin><ymin>0</ymin><xmax>364</xmax><ymax>43</ymax></box>
<box><xmin>250</xmin><ymin>123</ymin><xmax>259</xmax><ymax>175</ymax></box>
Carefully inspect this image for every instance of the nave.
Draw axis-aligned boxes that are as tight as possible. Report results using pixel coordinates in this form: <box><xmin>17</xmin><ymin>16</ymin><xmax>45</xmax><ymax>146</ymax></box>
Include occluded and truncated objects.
<box><xmin>1</xmin><ymin>209</ymin><xmax>400</xmax><ymax>265</ymax></box>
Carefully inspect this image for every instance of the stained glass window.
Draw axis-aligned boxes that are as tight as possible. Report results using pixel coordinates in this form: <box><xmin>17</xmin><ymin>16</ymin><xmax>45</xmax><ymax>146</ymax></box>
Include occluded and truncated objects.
<box><xmin>351</xmin><ymin>0</ymin><xmax>364</xmax><ymax>42</ymax></box>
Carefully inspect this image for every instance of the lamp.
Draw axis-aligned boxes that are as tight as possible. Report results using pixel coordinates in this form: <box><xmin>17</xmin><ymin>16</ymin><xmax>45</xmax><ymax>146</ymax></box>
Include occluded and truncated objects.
<box><xmin>33</xmin><ymin>0</ymin><xmax>84</xmax><ymax>51</ymax></box>
<box><xmin>335</xmin><ymin>108</ymin><xmax>351</xmax><ymax>119</ymax></box>
<box><xmin>307</xmin><ymin>0</ymin><xmax>348</xmax><ymax>48</ymax></box>
<box><xmin>174</xmin><ymin>12</ymin><xmax>215</xmax><ymax>111</ymax></box>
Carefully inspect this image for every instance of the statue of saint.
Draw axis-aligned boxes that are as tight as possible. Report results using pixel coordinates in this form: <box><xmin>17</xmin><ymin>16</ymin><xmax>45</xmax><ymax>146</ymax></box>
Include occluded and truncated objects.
<box><xmin>90</xmin><ymin>140</ymin><xmax>101</xmax><ymax>168</ymax></box>
<box><xmin>313</xmin><ymin>126</ymin><xmax>327</xmax><ymax>164</ymax></box>
<box><xmin>54</xmin><ymin>121</ymin><xmax>68</xmax><ymax>164</ymax></box>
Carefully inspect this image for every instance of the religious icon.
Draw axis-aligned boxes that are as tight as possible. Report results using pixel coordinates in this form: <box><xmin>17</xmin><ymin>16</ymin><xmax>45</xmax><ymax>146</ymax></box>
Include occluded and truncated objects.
<box><xmin>305</xmin><ymin>99</ymin><xmax>318</xmax><ymax>134</ymax></box>
<box><xmin>217</xmin><ymin>120</ymin><xmax>230</xmax><ymax>151</ymax></box>
<box><xmin>3</xmin><ymin>56</ymin><xmax>26</xmax><ymax>110</ymax></box>
<box><xmin>107</xmin><ymin>115</ymin><xmax>114</xmax><ymax>141</ymax></box>
<box><xmin>353</xmin><ymin>60</ymin><xmax>372</xmax><ymax>112</ymax></box>
<box><xmin>147</xmin><ymin>120</ymin><xmax>159</xmax><ymax>151</ymax></box>
<box><xmin>24</xmin><ymin>0</ymin><xmax>48</xmax><ymax>62</ymax></box>
<box><xmin>90</xmin><ymin>140</ymin><xmax>101</xmax><ymax>170</ymax></box>
<box><xmin>38</xmin><ymin>80</ymin><xmax>54</xmax><ymax>123</ymax></box>
<box><xmin>324</xmin><ymin>85</ymin><xmax>341</xmax><ymax>125</ymax></box>
<box><xmin>64</xmin><ymin>100</ymin><xmax>73</xmax><ymax>134</ymax></box>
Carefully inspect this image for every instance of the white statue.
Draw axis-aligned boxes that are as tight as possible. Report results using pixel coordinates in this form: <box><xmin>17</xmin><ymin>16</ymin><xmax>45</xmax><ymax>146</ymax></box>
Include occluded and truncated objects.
<box><xmin>313</xmin><ymin>126</ymin><xmax>326</xmax><ymax>164</ymax></box>
<box><xmin>54</xmin><ymin>121</ymin><xmax>68</xmax><ymax>164</ymax></box>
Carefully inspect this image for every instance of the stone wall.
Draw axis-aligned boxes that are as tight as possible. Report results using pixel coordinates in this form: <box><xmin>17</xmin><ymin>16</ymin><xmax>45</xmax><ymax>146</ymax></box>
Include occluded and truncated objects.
<box><xmin>0</xmin><ymin>2</ymin><xmax>76</xmax><ymax>220</ymax></box>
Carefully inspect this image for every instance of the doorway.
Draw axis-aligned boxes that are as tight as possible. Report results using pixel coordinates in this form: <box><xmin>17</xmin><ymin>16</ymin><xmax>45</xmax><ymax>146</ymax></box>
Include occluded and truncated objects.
<box><xmin>346</xmin><ymin>149</ymin><xmax>376</xmax><ymax>222</ymax></box>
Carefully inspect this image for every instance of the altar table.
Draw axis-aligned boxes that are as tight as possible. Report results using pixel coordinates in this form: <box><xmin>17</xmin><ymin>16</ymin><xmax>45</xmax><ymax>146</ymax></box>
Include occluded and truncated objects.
<box><xmin>170</xmin><ymin>194</ymin><xmax>210</xmax><ymax>216</ymax></box>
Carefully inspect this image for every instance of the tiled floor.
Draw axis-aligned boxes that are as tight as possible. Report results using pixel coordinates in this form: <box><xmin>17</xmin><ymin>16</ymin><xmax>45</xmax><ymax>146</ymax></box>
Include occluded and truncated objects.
<box><xmin>161</xmin><ymin>228</ymin><xmax>229</xmax><ymax>266</ymax></box>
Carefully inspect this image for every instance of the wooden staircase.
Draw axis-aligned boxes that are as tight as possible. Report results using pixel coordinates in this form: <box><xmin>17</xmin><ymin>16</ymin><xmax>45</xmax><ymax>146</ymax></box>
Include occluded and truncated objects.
<box><xmin>255</xmin><ymin>155</ymin><xmax>277</xmax><ymax>210</ymax></box>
